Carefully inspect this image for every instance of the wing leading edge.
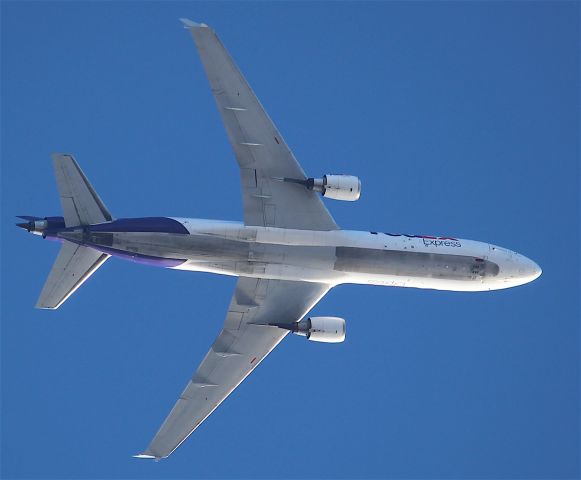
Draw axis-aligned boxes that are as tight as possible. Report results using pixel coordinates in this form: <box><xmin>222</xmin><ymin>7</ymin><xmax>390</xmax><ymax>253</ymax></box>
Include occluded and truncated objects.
<box><xmin>181</xmin><ymin>19</ymin><xmax>338</xmax><ymax>231</ymax></box>
<box><xmin>137</xmin><ymin>277</ymin><xmax>331</xmax><ymax>459</ymax></box>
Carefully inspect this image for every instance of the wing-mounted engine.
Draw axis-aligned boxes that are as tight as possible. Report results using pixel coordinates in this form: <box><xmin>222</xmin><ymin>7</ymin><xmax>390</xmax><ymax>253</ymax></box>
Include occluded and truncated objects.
<box><xmin>271</xmin><ymin>316</ymin><xmax>346</xmax><ymax>343</ymax></box>
<box><xmin>282</xmin><ymin>175</ymin><xmax>361</xmax><ymax>201</ymax></box>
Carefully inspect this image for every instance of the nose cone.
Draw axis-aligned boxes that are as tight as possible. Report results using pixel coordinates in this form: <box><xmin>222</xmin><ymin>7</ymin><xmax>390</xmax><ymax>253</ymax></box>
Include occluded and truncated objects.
<box><xmin>524</xmin><ymin>258</ymin><xmax>542</xmax><ymax>282</ymax></box>
<box><xmin>512</xmin><ymin>254</ymin><xmax>542</xmax><ymax>285</ymax></box>
<box><xmin>488</xmin><ymin>245</ymin><xmax>542</xmax><ymax>289</ymax></box>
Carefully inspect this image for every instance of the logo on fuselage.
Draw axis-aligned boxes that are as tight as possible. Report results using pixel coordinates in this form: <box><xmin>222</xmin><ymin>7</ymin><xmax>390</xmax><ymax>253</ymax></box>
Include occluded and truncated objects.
<box><xmin>421</xmin><ymin>238</ymin><xmax>461</xmax><ymax>248</ymax></box>
<box><xmin>383</xmin><ymin>232</ymin><xmax>462</xmax><ymax>248</ymax></box>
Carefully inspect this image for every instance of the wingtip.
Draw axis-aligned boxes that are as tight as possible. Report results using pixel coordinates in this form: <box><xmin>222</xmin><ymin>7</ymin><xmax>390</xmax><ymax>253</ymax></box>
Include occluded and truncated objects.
<box><xmin>133</xmin><ymin>453</ymin><xmax>158</xmax><ymax>460</ymax></box>
<box><xmin>179</xmin><ymin>18</ymin><xmax>208</xmax><ymax>29</ymax></box>
<box><xmin>35</xmin><ymin>304</ymin><xmax>57</xmax><ymax>310</ymax></box>
<box><xmin>51</xmin><ymin>152</ymin><xmax>75</xmax><ymax>163</ymax></box>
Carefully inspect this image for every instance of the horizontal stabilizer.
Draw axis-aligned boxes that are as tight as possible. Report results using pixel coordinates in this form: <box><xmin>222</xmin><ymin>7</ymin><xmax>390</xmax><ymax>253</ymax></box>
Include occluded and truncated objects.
<box><xmin>36</xmin><ymin>241</ymin><xmax>109</xmax><ymax>309</ymax></box>
<box><xmin>52</xmin><ymin>153</ymin><xmax>113</xmax><ymax>227</ymax></box>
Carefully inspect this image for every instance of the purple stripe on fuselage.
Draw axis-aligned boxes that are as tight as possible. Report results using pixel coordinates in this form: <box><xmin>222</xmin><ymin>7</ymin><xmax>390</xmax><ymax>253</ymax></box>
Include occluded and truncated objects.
<box><xmin>94</xmin><ymin>245</ymin><xmax>185</xmax><ymax>268</ymax></box>
<box><xmin>89</xmin><ymin>217</ymin><xmax>189</xmax><ymax>235</ymax></box>
<box><xmin>44</xmin><ymin>235</ymin><xmax>64</xmax><ymax>243</ymax></box>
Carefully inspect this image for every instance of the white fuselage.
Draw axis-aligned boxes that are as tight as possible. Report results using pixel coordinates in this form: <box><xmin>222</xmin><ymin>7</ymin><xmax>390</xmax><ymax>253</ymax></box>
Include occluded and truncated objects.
<box><xmin>76</xmin><ymin>217</ymin><xmax>540</xmax><ymax>292</ymax></box>
<box><xmin>158</xmin><ymin>218</ymin><xmax>540</xmax><ymax>292</ymax></box>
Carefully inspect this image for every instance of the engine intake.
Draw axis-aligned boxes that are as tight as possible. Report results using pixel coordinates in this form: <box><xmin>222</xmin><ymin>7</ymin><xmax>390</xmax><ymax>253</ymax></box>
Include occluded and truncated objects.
<box><xmin>271</xmin><ymin>316</ymin><xmax>346</xmax><ymax>343</ymax></box>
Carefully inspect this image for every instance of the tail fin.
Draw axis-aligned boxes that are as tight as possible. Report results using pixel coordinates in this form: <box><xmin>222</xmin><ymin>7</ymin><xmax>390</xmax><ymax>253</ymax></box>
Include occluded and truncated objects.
<box><xmin>52</xmin><ymin>153</ymin><xmax>113</xmax><ymax>227</ymax></box>
<box><xmin>36</xmin><ymin>154</ymin><xmax>112</xmax><ymax>309</ymax></box>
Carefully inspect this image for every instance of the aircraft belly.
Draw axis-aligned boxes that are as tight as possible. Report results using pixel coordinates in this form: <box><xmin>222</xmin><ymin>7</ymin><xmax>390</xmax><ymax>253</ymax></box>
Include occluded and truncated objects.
<box><xmin>335</xmin><ymin>247</ymin><xmax>499</xmax><ymax>283</ymax></box>
<box><xmin>80</xmin><ymin>231</ymin><xmax>500</xmax><ymax>290</ymax></box>
<box><xmin>175</xmin><ymin>242</ymin><xmax>339</xmax><ymax>282</ymax></box>
<box><xmin>90</xmin><ymin>232</ymin><xmax>340</xmax><ymax>282</ymax></box>
<box><xmin>106</xmin><ymin>232</ymin><xmax>250</xmax><ymax>263</ymax></box>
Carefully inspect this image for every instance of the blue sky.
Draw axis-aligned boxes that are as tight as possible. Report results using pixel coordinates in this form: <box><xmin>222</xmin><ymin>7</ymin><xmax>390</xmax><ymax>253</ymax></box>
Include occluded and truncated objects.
<box><xmin>1</xmin><ymin>2</ymin><xmax>579</xmax><ymax>478</ymax></box>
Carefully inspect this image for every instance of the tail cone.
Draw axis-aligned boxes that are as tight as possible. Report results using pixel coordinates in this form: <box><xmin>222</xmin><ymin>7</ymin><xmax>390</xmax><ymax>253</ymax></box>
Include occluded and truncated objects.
<box><xmin>15</xmin><ymin>216</ymin><xmax>47</xmax><ymax>235</ymax></box>
<box><xmin>16</xmin><ymin>221</ymin><xmax>33</xmax><ymax>231</ymax></box>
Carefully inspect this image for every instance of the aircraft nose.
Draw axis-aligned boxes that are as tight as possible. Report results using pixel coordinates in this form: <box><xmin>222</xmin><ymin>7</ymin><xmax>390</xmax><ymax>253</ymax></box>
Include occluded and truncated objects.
<box><xmin>492</xmin><ymin>246</ymin><xmax>542</xmax><ymax>288</ymax></box>
<box><xmin>525</xmin><ymin>258</ymin><xmax>542</xmax><ymax>281</ymax></box>
<box><xmin>516</xmin><ymin>254</ymin><xmax>542</xmax><ymax>283</ymax></box>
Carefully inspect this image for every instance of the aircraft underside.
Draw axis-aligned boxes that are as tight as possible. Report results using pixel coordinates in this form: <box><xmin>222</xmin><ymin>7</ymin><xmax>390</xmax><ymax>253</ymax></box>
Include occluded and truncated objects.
<box><xmin>45</xmin><ymin>216</ymin><xmax>536</xmax><ymax>292</ymax></box>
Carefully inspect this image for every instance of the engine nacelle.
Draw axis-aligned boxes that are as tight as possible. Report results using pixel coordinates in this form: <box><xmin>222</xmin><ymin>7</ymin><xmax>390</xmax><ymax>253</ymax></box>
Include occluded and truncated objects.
<box><xmin>307</xmin><ymin>316</ymin><xmax>346</xmax><ymax>343</ymax></box>
<box><xmin>270</xmin><ymin>316</ymin><xmax>346</xmax><ymax>343</ymax></box>
<box><xmin>281</xmin><ymin>174</ymin><xmax>361</xmax><ymax>201</ymax></box>
<box><xmin>320</xmin><ymin>175</ymin><xmax>361</xmax><ymax>201</ymax></box>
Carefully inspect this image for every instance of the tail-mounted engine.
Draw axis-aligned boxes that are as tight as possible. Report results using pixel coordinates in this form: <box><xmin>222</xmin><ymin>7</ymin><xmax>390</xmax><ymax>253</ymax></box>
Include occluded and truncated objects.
<box><xmin>16</xmin><ymin>216</ymin><xmax>66</xmax><ymax>237</ymax></box>
<box><xmin>282</xmin><ymin>175</ymin><xmax>361</xmax><ymax>201</ymax></box>
<box><xmin>271</xmin><ymin>316</ymin><xmax>346</xmax><ymax>343</ymax></box>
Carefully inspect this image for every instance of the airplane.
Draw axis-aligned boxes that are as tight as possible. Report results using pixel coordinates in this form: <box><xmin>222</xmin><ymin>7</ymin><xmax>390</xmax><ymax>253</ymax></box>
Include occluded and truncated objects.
<box><xmin>16</xmin><ymin>19</ymin><xmax>542</xmax><ymax>460</ymax></box>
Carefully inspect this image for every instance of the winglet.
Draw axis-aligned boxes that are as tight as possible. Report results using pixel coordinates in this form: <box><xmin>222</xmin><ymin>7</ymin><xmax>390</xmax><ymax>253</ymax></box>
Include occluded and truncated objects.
<box><xmin>179</xmin><ymin>18</ymin><xmax>208</xmax><ymax>29</ymax></box>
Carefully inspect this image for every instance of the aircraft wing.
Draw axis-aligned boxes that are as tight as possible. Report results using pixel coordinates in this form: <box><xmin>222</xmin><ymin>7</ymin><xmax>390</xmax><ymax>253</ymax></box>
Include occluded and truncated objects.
<box><xmin>137</xmin><ymin>277</ymin><xmax>331</xmax><ymax>459</ymax></box>
<box><xmin>181</xmin><ymin>19</ymin><xmax>338</xmax><ymax>231</ymax></box>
